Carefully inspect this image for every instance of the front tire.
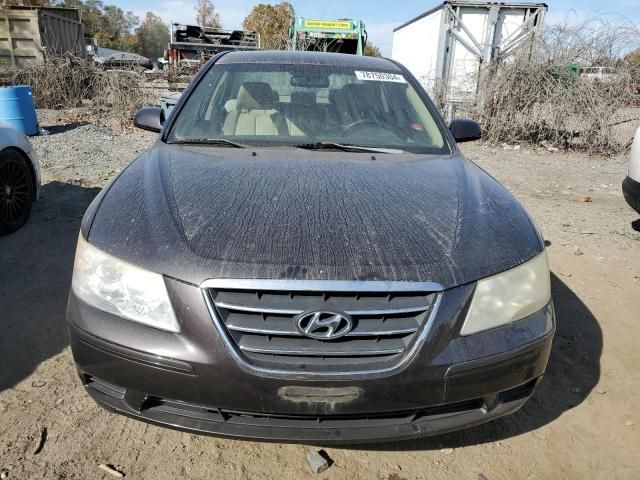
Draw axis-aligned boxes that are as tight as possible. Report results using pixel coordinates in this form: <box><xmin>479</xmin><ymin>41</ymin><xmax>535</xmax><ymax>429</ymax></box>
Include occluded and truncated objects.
<box><xmin>0</xmin><ymin>149</ymin><xmax>34</xmax><ymax>235</ymax></box>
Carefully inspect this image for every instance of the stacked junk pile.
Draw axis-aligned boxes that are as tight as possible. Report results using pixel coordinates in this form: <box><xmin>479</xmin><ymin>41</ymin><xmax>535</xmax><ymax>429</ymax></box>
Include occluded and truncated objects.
<box><xmin>167</xmin><ymin>24</ymin><xmax>260</xmax><ymax>74</ymax></box>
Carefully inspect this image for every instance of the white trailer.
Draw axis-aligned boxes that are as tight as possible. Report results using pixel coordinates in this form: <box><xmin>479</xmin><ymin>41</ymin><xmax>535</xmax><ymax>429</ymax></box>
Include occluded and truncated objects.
<box><xmin>392</xmin><ymin>1</ymin><xmax>546</xmax><ymax>116</ymax></box>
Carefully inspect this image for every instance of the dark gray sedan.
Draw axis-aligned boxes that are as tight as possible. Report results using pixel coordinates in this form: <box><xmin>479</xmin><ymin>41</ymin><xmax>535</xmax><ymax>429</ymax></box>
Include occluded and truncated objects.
<box><xmin>67</xmin><ymin>51</ymin><xmax>554</xmax><ymax>443</ymax></box>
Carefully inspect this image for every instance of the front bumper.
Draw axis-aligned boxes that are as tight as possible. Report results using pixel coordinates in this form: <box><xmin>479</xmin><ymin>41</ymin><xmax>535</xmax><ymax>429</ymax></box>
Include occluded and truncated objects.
<box><xmin>623</xmin><ymin>176</ymin><xmax>640</xmax><ymax>214</ymax></box>
<box><xmin>67</xmin><ymin>278</ymin><xmax>555</xmax><ymax>444</ymax></box>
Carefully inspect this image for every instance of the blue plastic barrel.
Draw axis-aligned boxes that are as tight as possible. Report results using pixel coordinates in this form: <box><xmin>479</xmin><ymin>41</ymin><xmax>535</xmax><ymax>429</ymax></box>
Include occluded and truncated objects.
<box><xmin>0</xmin><ymin>86</ymin><xmax>38</xmax><ymax>135</ymax></box>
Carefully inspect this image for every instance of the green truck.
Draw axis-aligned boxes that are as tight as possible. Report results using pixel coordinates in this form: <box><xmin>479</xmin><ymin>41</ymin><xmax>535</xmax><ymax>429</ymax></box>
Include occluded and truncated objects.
<box><xmin>290</xmin><ymin>17</ymin><xmax>367</xmax><ymax>55</ymax></box>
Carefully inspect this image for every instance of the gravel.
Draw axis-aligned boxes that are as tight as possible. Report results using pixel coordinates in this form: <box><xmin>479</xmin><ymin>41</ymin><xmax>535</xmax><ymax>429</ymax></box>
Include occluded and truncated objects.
<box><xmin>33</xmin><ymin>109</ymin><xmax>155</xmax><ymax>187</ymax></box>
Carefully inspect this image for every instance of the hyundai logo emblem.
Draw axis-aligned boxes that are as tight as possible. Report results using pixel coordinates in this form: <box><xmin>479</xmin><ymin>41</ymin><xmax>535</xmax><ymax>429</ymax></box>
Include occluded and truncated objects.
<box><xmin>296</xmin><ymin>311</ymin><xmax>353</xmax><ymax>340</ymax></box>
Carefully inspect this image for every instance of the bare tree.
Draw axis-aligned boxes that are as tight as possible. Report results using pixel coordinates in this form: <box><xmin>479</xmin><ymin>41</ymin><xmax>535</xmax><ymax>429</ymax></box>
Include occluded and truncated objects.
<box><xmin>195</xmin><ymin>0</ymin><xmax>221</xmax><ymax>29</ymax></box>
<box><xmin>540</xmin><ymin>13</ymin><xmax>640</xmax><ymax>67</ymax></box>
<box><xmin>5</xmin><ymin>54</ymin><xmax>155</xmax><ymax>122</ymax></box>
<box><xmin>478</xmin><ymin>14</ymin><xmax>640</xmax><ymax>154</ymax></box>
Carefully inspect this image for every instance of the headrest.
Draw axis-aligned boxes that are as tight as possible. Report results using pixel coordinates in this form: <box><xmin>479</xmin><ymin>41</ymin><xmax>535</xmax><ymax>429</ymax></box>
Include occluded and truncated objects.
<box><xmin>342</xmin><ymin>83</ymin><xmax>375</xmax><ymax>100</ymax></box>
<box><xmin>342</xmin><ymin>84</ymin><xmax>380</xmax><ymax>117</ymax></box>
<box><xmin>291</xmin><ymin>91</ymin><xmax>316</xmax><ymax>106</ymax></box>
<box><xmin>237</xmin><ymin>82</ymin><xmax>276</xmax><ymax>111</ymax></box>
<box><xmin>328</xmin><ymin>89</ymin><xmax>343</xmax><ymax>104</ymax></box>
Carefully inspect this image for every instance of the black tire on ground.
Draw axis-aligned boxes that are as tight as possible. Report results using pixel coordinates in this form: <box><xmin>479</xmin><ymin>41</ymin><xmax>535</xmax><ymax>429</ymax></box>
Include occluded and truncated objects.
<box><xmin>0</xmin><ymin>149</ymin><xmax>34</xmax><ymax>236</ymax></box>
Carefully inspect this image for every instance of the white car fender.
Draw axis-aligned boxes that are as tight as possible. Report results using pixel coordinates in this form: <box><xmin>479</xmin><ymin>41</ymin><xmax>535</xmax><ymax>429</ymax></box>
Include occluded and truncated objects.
<box><xmin>0</xmin><ymin>122</ymin><xmax>41</xmax><ymax>198</ymax></box>
<box><xmin>630</xmin><ymin>127</ymin><xmax>640</xmax><ymax>183</ymax></box>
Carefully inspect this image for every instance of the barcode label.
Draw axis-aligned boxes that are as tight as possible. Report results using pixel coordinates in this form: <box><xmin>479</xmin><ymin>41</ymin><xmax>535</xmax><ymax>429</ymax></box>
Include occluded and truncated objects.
<box><xmin>354</xmin><ymin>71</ymin><xmax>407</xmax><ymax>83</ymax></box>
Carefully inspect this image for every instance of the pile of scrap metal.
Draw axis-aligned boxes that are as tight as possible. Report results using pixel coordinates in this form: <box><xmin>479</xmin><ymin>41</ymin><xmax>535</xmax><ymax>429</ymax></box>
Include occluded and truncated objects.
<box><xmin>167</xmin><ymin>24</ymin><xmax>260</xmax><ymax>73</ymax></box>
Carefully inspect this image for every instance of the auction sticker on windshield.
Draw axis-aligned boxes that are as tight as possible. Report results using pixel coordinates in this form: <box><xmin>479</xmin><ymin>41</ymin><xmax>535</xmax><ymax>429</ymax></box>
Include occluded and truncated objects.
<box><xmin>355</xmin><ymin>71</ymin><xmax>407</xmax><ymax>83</ymax></box>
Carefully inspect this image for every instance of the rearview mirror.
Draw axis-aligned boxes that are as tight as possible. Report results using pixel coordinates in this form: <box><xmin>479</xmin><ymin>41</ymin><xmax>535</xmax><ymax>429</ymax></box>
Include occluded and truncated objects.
<box><xmin>291</xmin><ymin>75</ymin><xmax>330</xmax><ymax>88</ymax></box>
<box><xmin>449</xmin><ymin>119</ymin><xmax>482</xmax><ymax>143</ymax></box>
<box><xmin>134</xmin><ymin>106</ymin><xmax>164</xmax><ymax>133</ymax></box>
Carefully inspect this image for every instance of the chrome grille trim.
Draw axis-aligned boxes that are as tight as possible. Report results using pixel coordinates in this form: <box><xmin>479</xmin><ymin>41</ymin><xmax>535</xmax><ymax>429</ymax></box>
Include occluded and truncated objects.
<box><xmin>226</xmin><ymin>324</ymin><xmax>419</xmax><ymax>337</ymax></box>
<box><xmin>216</xmin><ymin>301</ymin><xmax>429</xmax><ymax>317</ymax></box>
<box><xmin>201</xmin><ymin>279</ymin><xmax>444</xmax><ymax>292</ymax></box>
<box><xmin>239</xmin><ymin>345</ymin><xmax>405</xmax><ymax>356</ymax></box>
<box><xmin>347</xmin><ymin>306</ymin><xmax>429</xmax><ymax>316</ymax></box>
<box><xmin>215</xmin><ymin>302</ymin><xmax>304</xmax><ymax>316</ymax></box>
<box><xmin>201</xmin><ymin>279</ymin><xmax>444</xmax><ymax>379</ymax></box>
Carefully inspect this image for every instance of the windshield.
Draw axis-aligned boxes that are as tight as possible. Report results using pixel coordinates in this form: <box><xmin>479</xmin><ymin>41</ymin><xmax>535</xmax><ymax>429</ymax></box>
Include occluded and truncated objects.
<box><xmin>167</xmin><ymin>62</ymin><xmax>449</xmax><ymax>154</ymax></box>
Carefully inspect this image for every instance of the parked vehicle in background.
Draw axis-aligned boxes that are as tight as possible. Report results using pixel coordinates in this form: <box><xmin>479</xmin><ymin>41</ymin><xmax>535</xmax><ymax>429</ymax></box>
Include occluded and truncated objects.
<box><xmin>95</xmin><ymin>51</ymin><xmax>153</xmax><ymax>71</ymax></box>
<box><xmin>87</xmin><ymin>43</ymin><xmax>154</xmax><ymax>71</ymax></box>
<box><xmin>623</xmin><ymin>127</ymin><xmax>640</xmax><ymax>214</ymax></box>
<box><xmin>0</xmin><ymin>6</ymin><xmax>87</xmax><ymax>67</ymax></box>
<box><xmin>67</xmin><ymin>51</ymin><xmax>555</xmax><ymax>444</ymax></box>
<box><xmin>157</xmin><ymin>57</ymin><xmax>169</xmax><ymax>70</ymax></box>
<box><xmin>167</xmin><ymin>24</ymin><xmax>260</xmax><ymax>73</ymax></box>
<box><xmin>581</xmin><ymin>66</ymin><xmax>631</xmax><ymax>84</ymax></box>
<box><xmin>290</xmin><ymin>17</ymin><xmax>367</xmax><ymax>55</ymax></box>
<box><xmin>0</xmin><ymin>124</ymin><xmax>40</xmax><ymax>235</ymax></box>
<box><xmin>158</xmin><ymin>91</ymin><xmax>183</xmax><ymax>119</ymax></box>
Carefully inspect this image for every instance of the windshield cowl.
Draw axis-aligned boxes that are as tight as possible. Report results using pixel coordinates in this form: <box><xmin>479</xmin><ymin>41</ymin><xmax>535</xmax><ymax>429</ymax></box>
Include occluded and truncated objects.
<box><xmin>294</xmin><ymin>142</ymin><xmax>405</xmax><ymax>154</ymax></box>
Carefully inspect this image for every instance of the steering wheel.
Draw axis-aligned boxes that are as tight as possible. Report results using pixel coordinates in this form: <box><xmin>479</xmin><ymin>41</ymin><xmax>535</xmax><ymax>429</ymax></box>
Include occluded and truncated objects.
<box><xmin>342</xmin><ymin>120</ymin><xmax>405</xmax><ymax>139</ymax></box>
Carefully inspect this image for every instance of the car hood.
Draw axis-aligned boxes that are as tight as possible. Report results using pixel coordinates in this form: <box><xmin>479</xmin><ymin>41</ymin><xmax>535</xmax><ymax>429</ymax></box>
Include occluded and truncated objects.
<box><xmin>86</xmin><ymin>144</ymin><xmax>543</xmax><ymax>289</ymax></box>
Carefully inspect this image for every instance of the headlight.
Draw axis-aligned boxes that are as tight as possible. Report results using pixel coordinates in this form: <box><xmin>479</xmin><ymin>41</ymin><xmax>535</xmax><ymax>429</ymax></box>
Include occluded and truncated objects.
<box><xmin>460</xmin><ymin>251</ymin><xmax>551</xmax><ymax>336</ymax></box>
<box><xmin>71</xmin><ymin>235</ymin><xmax>179</xmax><ymax>333</ymax></box>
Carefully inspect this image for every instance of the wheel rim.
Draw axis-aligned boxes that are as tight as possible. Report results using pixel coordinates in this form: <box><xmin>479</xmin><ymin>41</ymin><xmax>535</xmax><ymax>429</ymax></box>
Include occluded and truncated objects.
<box><xmin>0</xmin><ymin>157</ymin><xmax>30</xmax><ymax>225</ymax></box>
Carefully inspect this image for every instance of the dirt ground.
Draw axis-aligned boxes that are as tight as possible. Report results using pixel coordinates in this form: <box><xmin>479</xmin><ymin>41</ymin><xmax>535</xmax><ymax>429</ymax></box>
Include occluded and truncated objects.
<box><xmin>1</xmin><ymin>110</ymin><xmax>639</xmax><ymax>480</ymax></box>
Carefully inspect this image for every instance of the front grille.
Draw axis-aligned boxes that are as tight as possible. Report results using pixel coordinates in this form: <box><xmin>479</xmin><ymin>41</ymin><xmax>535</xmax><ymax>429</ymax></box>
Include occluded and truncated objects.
<box><xmin>207</xmin><ymin>282</ymin><xmax>438</xmax><ymax>371</ymax></box>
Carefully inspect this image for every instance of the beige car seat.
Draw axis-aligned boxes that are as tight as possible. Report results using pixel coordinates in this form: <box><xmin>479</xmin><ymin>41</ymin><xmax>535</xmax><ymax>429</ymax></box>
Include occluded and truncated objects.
<box><xmin>223</xmin><ymin>82</ymin><xmax>285</xmax><ymax>136</ymax></box>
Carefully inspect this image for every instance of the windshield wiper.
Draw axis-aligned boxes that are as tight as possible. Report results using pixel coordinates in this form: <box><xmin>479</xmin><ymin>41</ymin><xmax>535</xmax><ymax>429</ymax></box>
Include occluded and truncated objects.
<box><xmin>294</xmin><ymin>142</ymin><xmax>405</xmax><ymax>154</ymax></box>
<box><xmin>169</xmin><ymin>138</ymin><xmax>247</xmax><ymax>148</ymax></box>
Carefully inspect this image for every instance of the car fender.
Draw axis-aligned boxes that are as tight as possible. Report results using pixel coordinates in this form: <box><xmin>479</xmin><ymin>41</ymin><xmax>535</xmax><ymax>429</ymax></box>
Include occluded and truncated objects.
<box><xmin>0</xmin><ymin>122</ymin><xmax>41</xmax><ymax>199</ymax></box>
<box><xmin>630</xmin><ymin>127</ymin><xmax>640</xmax><ymax>183</ymax></box>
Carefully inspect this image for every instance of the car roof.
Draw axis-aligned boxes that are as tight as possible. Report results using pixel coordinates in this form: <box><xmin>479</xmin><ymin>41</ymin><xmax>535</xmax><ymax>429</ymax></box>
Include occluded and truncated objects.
<box><xmin>217</xmin><ymin>50</ymin><xmax>402</xmax><ymax>72</ymax></box>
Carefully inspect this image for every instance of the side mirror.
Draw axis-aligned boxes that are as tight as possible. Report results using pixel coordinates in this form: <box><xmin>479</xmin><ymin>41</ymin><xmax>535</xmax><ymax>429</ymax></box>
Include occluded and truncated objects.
<box><xmin>134</xmin><ymin>106</ymin><xmax>164</xmax><ymax>133</ymax></box>
<box><xmin>449</xmin><ymin>119</ymin><xmax>482</xmax><ymax>143</ymax></box>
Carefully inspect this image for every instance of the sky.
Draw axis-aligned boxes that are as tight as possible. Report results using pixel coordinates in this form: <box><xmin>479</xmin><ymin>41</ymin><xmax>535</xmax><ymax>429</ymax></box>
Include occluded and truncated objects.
<box><xmin>115</xmin><ymin>0</ymin><xmax>640</xmax><ymax>56</ymax></box>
